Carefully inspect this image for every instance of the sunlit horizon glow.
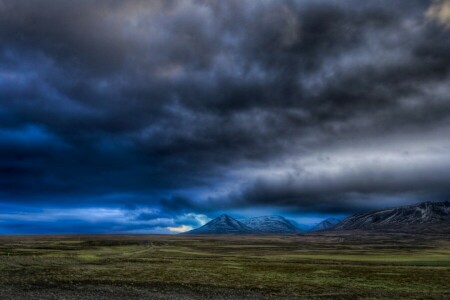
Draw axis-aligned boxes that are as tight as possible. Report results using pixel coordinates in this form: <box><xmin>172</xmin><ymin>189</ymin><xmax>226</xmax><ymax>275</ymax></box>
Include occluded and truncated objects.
<box><xmin>168</xmin><ymin>225</ymin><xmax>193</xmax><ymax>233</ymax></box>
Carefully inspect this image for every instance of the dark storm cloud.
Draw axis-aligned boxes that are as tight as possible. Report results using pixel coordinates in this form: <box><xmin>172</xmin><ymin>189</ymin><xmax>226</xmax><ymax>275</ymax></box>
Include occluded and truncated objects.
<box><xmin>1</xmin><ymin>0</ymin><xmax>450</xmax><ymax>219</ymax></box>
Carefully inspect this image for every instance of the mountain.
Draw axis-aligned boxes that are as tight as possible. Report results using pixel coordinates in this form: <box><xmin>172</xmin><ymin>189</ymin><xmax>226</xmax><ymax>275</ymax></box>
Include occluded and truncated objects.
<box><xmin>334</xmin><ymin>201</ymin><xmax>450</xmax><ymax>233</ymax></box>
<box><xmin>311</xmin><ymin>218</ymin><xmax>340</xmax><ymax>231</ymax></box>
<box><xmin>185</xmin><ymin>214</ymin><xmax>255</xmax><ymax>234</ymax></box>
<box><xmin>240</xmin><ymin>216</ymin><xmax>300</xmax><ymax>234</ymax></box>
<box><xmin>185</xmin><ymin>201</ymin><xmax>450</xmax><ymax>235</ymax></box>
<box><xmin>185</xmin><ymin>215</ymin><xmax>300</xmax><ymax>234</ymax></box>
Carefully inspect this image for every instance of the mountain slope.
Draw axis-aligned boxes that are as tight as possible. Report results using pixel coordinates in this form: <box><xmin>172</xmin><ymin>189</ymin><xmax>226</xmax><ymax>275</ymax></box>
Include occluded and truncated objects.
<box><xmin>311</xmin><ymin>218</ymin><xmax>340</xmax><ymax>231</ymax></box>
<box><xmin>240</xmin><ymin>216</ymin><xmax>299</xmax><ymax>233</ymax></box>
<box><xmin>185</xmin><ymin>214</ymin><xmax>255</xmax><ymax>234</ymax></box>
<box><xmin>334</xmin><ymin>201</ymin><xmax>450</xmax><ymax>232</ymax></box>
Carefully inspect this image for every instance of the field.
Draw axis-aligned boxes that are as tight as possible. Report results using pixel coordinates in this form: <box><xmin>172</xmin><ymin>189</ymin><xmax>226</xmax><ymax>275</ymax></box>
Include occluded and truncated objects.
<box><xmin>0</xmin><ymin>232</ymin><xmax>449</xmax><ymax>299</ymax></box>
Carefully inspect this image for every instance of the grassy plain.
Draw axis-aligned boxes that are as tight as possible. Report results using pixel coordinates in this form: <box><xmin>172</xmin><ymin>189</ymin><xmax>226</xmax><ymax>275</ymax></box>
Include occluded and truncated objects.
<box><xmin>0</xmin><ymin>232</ymin><xmax>449</xmax><ymax>299</ymax></box>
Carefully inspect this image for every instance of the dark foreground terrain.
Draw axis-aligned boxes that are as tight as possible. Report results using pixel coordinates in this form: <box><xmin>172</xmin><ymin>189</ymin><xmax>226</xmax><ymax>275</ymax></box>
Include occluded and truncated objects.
<box><xmin>0</xmin><ymin>232</ymin><xmax>449</xmax><ymax>299</ymax></box>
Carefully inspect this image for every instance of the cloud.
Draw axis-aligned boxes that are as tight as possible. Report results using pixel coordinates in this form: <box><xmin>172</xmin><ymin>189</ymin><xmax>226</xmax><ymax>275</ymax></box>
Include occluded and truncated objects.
<box><xmin>427</xmin><ymin>0</ymin><xmax>450</xmax><ymax>28</ymax></box>
<box><xmin>0</xmin><ymin>0</ymin><xmax>450</xmax><ymax>225</ymax></box>
<box><xmin>0</xmin><ymin>205</ymin><xmax>209</xmax><ymax>234</ymax></box>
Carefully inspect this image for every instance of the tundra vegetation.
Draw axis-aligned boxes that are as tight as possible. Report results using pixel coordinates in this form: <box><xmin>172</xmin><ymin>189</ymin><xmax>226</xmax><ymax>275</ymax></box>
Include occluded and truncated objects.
<box><xmin>0</xmin><ymin>232</ymin><xmax>449</xmax><ymax>299</ymax></box>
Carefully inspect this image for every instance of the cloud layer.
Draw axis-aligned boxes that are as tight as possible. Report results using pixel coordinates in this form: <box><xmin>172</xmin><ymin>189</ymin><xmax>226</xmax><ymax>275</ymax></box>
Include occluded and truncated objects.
<box><xmin>1</xmin><ymin>0</ymin><xmax>450</xmax><ymax>232</ymax></box>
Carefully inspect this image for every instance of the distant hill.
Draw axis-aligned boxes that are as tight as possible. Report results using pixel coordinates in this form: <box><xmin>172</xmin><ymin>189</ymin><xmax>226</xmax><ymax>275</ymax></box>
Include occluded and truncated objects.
<box><xmin>311</xmin><ymin>218</ymin><xmax>340</xmax><ymax>231</ymax></box>
<box><xmin>240</xmin><ymin>216</ymin><xmax>300</xmax><ymax>234</ymax></box>
<box><xmin>334</xmin><ymin>201</ymin><xmax>450</xmax><ymax>233</ymax></box>
<box><xmin>185</xmin><ymin>214</ymin><xmax>254</xmax><ymax>234</ymax></box>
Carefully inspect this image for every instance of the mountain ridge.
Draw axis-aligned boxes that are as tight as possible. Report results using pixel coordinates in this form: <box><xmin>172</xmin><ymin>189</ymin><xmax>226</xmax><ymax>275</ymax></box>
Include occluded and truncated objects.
<box><xmin>240</xmin><ymin>216</ymin><xmax>300</xmax><ymax>233</ymax></box>
<box><xmin>184</xmin><ymin>201</ymin><xmax>450</xmax><ymax>234</ymax></box>
<box><xmin>334</xmin><ymin>201</ymin><xmax>450</xmax><ymax>233</ymax></box>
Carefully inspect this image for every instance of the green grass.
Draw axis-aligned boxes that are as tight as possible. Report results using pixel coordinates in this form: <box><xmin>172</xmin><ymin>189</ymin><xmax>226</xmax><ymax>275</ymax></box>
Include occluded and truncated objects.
<box><xmin>0</xmin><ymin>232</ymin><xmax>449</xmax><ymax>299</ymax></box>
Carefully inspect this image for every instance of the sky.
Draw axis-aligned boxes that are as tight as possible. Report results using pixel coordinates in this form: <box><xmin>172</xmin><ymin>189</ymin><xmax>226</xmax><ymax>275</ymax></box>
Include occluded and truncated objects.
<box><xmin>1</xmin><ymin>0</ymin><xmax>450</xmax><ymax>234</ymax></box>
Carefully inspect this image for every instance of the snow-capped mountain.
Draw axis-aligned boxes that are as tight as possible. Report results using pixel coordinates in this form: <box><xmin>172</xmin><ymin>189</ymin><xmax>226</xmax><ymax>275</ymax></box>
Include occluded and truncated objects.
<box><xmin>185</xmin><ymin>201</ymin><xmax>450</xmax><ymax>234</ymax></box>
<box><xmin>311</xmin><ymin>218</ymin><xmax>340</xmax><ymax>231</ymax></box>
<box><xmin>185</xmin><ymin>214</ymin><xmax>255</xmax><ymax>234</ymax></box>
<box><xmin>185</xmin><ymin>215</ymin><xmax>300</xmax><ymax>234</ymax></box>
<box><xmin>240</xmin><ymin>216</ymin><xmax>300</xmax><ymax>233</ymax></box>
<box><xmin>334</xmin><ymin>201</ymin><xmax>450</xmax><ymax>232</ymax></box>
